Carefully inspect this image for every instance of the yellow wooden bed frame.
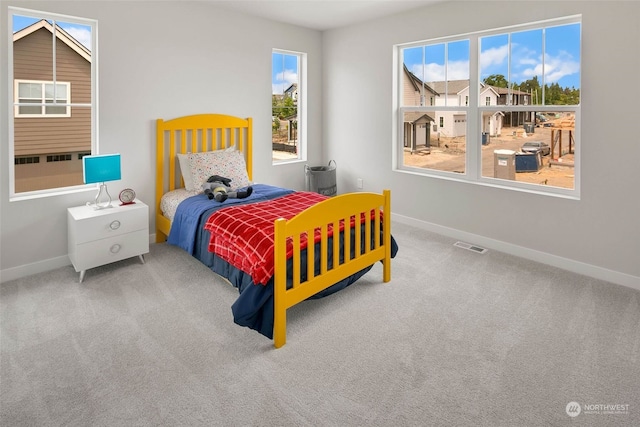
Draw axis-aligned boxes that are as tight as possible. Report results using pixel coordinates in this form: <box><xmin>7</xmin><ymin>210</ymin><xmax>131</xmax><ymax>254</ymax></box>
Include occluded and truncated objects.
<box><xmin>156</xmin><ymin>114</ymin><xmax>391</xmax><ymax>348</ymax></box>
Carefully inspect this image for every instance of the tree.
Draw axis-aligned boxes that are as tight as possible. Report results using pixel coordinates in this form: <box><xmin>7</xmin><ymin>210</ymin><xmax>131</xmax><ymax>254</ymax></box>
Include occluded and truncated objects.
<box><xmin>483</xmin><ymin>74</ymin><xmax>579</xmax><ymax>105</ymax></box>
<box><xmin>543</xmin><ymin>83</ymin><xmax>580</xmax><ymax>105</ymax></box>
<box><xmin>271</xmin><ymin>94</ymin><xmax>296</xmax><ymax>119</ymax></box>
<box><xmin>483</xmin><ymin>74</ymin><xmax>508</xmax><ymax>88</ymax></box>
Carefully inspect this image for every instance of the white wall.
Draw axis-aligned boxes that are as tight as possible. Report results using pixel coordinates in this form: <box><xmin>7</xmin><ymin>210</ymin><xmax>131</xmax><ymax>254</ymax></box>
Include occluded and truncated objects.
<box><xmin>322</xmin><ymin>1</ymin><xmax>640</xmax><ymax>288</ymax></box>
<box><xmin>0</xmin><ymin>0</ymin><xmax>323</xmax><ymax>280</ymax></box>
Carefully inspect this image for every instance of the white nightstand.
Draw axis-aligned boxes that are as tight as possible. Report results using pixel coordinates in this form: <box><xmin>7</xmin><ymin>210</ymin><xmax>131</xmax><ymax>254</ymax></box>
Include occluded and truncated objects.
<box><xmin>67</xmin><ymin>199</ymin><xmax>149</xmax><ymax>283</ymax></box>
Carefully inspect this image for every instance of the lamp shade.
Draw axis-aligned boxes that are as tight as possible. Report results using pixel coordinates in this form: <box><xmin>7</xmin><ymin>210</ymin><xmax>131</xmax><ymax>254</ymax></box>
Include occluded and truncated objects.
<box><xmin>82</xmin><ymin>153</ymin><xmax>121</xmax><ymax>184</ymax></box>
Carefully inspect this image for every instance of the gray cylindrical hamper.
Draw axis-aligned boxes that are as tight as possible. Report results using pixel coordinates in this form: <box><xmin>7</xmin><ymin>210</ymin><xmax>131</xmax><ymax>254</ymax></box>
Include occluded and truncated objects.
<box><xmin>305</xmin><ymin>160</ymin><xmax>337</xmax><ymax>196</ymax></box>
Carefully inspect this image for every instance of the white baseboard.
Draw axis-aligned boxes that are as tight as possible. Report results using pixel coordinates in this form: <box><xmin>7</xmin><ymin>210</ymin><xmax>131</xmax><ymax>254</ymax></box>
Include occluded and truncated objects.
<box><xmin>392</xmin><ymin>213</ymin><xmax>640</xmax><ymax>292</ymax></box>
<box><xmin>1</xmin><ymin>234</ymin><xmax>158</xmax><ymax>284</ymax></box>
<box><xmin>1</xmin><ymin>255</ymin><xmax>71</xmax><ymax>284</ymax></box>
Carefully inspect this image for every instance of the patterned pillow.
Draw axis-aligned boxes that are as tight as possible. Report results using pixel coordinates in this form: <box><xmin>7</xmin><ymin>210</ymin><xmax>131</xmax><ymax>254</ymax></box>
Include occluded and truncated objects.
<box><xmin>177</xmin><ymin>145</ymin><xmax>237</xmax><ymax>191</ymax></box>
<box><xmin>188</xmin><ymin>150</ymin><xmax>251</xmax><ymax>192</ymax></box>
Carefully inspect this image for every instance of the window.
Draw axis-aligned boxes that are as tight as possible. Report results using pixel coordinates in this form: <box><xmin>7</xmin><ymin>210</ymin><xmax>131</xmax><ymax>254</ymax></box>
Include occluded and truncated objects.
<box><xmin>15</xmin><ymin>156</ymin><xmax>40</xmax><ymax>165</ymax></box>
<box><xmin>272</xmin><ymin>49</ymin><xmax>306</xmax><ymax>163</ymax></box>
<box><xmin>46</xmin><ymin>154</ymin><xmax>72</xmax><ymax>162</ymax></box>
<box><xmin>396</xmin><ymin>16</ymin><xmax>581</xmax><ymax>197</ymax></box>
<box><xmin>401</xmin><ymin>39</ymin><xmax>470</xmax><ymax>172</ymax></box>
<box><xmin>15</xmin><ymin>80</ymin><xmax>70</xmax><ymax>117</ymax></box>
<box><xmin>9</xmin><ymin>8</ymin><xmax>97</xmax><ymax>198</ymax></box>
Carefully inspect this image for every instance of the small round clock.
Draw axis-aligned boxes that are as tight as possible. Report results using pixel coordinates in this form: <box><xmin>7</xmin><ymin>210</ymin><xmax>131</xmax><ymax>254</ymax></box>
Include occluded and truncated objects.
<box><xmin>119</xmin><ymin>188</ymin><xmax>136</xmax><ymax>205</ymax></box>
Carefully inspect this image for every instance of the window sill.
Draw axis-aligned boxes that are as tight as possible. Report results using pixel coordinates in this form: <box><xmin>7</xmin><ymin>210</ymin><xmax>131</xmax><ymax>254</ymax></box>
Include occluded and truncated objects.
<box><xmin>394</xmin><ymin>166</ymin><xmax>580</xmax><ymax>200</ymax></box>
<box><xmin>10</xmin><ymin>185</ymin><xmax>97</xmax><ymax>202</ymax></box>
<box><xmin>272</xmin><ymin>158</ymin><xmax>307</xmax><ymax>166</ymax></box>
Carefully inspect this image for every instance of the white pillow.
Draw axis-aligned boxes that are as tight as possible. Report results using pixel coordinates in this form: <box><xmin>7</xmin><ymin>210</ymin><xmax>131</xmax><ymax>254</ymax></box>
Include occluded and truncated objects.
<box><xmin>188</xmin><ymin>149</ymin><xmax>251</xmax><ymax>192</ymax></box>
<box><xmin>177</xmin><ymin>145</ymin><xmax>237</xmax><ymax>191</ymax></box>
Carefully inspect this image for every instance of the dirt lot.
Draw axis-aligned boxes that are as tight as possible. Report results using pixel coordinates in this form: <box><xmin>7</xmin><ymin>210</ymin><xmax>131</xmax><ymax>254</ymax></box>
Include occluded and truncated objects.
<box><xmin>404</xmin><ymin>120</ymin><xmax>575</xmax><ymax>189</ymax></box>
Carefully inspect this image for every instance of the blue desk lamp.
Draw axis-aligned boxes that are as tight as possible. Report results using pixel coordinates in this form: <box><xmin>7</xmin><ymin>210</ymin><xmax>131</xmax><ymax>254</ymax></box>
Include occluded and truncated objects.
<box><xmin>82</xmin><ymin>153</ymin><xmax>121</xmax><ymax>209</ymax></box>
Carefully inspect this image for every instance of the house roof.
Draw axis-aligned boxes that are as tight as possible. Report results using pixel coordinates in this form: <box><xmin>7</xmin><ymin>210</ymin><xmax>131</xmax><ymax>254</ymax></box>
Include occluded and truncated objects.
<box><xmin>284</xmin><ymin>83</ymin><xmax>297</xmax><ymax>94</ymax></box>
<box><xmin>403</xmin><ymin>64</ymin><xmax>439</xmax><ymax>96</ymax></box>
<box><xmin>404</xmin><ymin>112</ymin><xmax>434</xmax><ymax>123</ymax></box>
<box><xmin>428</xmin><ymin>79</ymin><xmax>469</xmax><ymax>95</ymax></box>
<box><xmin>13</xmin><ymin>19</ymin><xmax>91</xmax><ymax>62</ymax></box>
<box><xmin>493</xmin><ymin>86</ymin><xmax>530</xmax><ymax>96</ymax></box>
<box><xmin>428</xmin><ymin>79</ymin><xmax>502</xmax><ymax>98</ymax></box>
<box><xmin>481</xmin><ymin>85</ymin><xmax>500</xmax><ymax>97</ymax></box>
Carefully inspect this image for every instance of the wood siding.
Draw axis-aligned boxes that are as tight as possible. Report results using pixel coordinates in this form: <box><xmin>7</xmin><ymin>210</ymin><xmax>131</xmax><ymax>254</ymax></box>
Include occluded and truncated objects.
<box><xmin>13</xmin><ymin>28</ymin><xmax>91</xmax><ymax>157</ymax></box>
<box><xmin>14</xmin><ymin>155</ymin><xmax>85</xmax><ymax>193</ymax></box>
<box><xmin>403</xmin><ymin>73</ymin><xmax>421</xmax><ymax>106</ymax></box>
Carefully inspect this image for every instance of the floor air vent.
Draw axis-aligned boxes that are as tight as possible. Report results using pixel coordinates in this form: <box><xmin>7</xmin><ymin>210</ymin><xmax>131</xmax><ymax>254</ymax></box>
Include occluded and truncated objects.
<box><xmin>454</xmin><ymin>241</ymin><xmax>488</xmax><ymax>254</ymax></box>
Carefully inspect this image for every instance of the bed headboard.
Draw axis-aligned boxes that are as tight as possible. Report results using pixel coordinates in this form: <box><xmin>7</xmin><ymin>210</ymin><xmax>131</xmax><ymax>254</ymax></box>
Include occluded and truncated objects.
<box><xmin>155</xmin><ymin>113</ymin><xmax>253</xmax><ymax>242</ymax></box>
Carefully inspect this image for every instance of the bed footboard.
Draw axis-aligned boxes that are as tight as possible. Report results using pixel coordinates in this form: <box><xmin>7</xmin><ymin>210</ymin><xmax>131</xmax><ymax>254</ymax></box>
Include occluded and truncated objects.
<box><xmin>273</xmin><ymin>190</ymin><xmax>391</xmax><ymax>348</ymax></box>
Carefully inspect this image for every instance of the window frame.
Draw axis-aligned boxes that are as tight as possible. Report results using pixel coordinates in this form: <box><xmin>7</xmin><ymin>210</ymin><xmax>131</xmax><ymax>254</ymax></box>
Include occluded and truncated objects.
<box><xmin>8</xmin><ymin>7</ymin><xmax>98</xmax><ymax>201</ymax></box>
<box><xmin>14</xmin><ymin>79</ymin><xmax>71</xmax><ymax>117</ymax></box>
<box><xmin>271</xmin><ymin>48</ymin><xmax>307</xmax><ymax>165</ymax></box>
<box><xmin>394</xmin><ymin>15</ymin><xmax>581</xmax><ymax>199</ymax></box>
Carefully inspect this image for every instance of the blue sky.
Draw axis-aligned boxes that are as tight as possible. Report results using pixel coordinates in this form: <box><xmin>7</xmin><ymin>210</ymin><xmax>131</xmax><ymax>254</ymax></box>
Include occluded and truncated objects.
<box><xmin>272</xmin><ymin>52</ymin><xmax>298</xmax><ymax>95</ymax></box>
<box><xmin>13</xmin><ymin>14</ymin><xmax>92</xmax><ymax>50</ymax></box>
<box><xmin>405</xmin><ymin>22</ymin><xmax>580</xmax><ymax>89</ymax></box>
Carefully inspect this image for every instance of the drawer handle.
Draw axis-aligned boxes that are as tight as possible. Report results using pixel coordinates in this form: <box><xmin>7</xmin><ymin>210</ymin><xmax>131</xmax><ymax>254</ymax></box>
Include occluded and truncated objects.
<box><xmin>110</xmin><ymin>244</ymin><xmax>121</xmax><ymax>254</ymax></box>
<box><xmin>109</xmin><ymin>220</ymin><xmax>121</xmax><ymax>230</ymax></box>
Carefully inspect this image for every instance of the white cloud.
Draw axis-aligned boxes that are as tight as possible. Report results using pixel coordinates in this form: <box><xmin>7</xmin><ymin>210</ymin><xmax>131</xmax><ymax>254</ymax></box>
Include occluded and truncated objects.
<box><xmin>423</xmin><ymin>63</ymin><xmax>443</xmax><ymax>82</ymax></box>
<box><xmin>412</xmin><ymin>61</ymin><xmax>469</xmax><ymax>82</ymax></box>
<box><xmin>411</xmin><ymin>63</ymin><xmax>442</xmax><ymax>82</ymax></box>
<box><xmin>515</xmin><ymin>52</ymin><xmax>579</xmax><ymax>85</ymax></box>
<box><xmin>62</xmin><ymin>25</ymin><xmax>91</xmax><ymax>50</ymax></box>
<box><xmin>542</xmin><ymin>52</ymin><xmax>580</xmax><ymax>84</ymax></box>
<box><xmin>520</xmin><ymin>58</ymin><xmax>538</xmax><ymax>66</ymax></box>
<box><xmin>446</xmin><ymin>60</ymin><xmax>470</xmax><ymax>80</ymax></box>
<box><xmin>273</xmin><ymin>69</ymin><xmax>297</xmax><ymax>94</ymax></box>
<box><xmin>480</xmin><ymin>45</ymin><xmax>508</xmax><ymax>70</ymax></box>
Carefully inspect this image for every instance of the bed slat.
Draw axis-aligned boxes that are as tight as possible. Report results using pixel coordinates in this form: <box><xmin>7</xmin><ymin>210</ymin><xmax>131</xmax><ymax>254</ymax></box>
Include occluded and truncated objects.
<box><xmin>306</xmin><ymin>229</ymin><xmax>315</xmax><ymax>282</ymax></box>
<box><xmin>320</xmin><ymin>226</ymin><xmax>328</xmax><ymax>276</ymax></box>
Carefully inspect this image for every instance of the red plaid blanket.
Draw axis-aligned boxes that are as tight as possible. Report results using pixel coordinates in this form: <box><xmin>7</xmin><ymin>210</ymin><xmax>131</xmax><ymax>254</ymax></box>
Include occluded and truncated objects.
<box><xmin>204</xmin><ymin>192</ymin><xmax>329</xmax><ymax>286</ymax></box>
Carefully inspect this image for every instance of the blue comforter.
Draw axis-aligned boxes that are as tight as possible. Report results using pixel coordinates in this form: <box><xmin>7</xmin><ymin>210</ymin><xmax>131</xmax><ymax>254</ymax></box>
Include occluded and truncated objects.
<box><xmin>167</xmin><ymin>184</ymin><xmax>398</xmax><ymax>339</ymax></box>
<box><xmin>168</xmin><ymin>184</ymin><xmax>293</xmax><ymax>254</ymax></box>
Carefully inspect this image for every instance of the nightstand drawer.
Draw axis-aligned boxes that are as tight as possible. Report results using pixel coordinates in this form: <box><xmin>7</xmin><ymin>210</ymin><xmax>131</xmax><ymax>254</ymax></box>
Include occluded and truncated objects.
<box><xmin>70</xmin><ymin>205</ymin><xmax>147</xmax><ymax>244</ymax></box>
<box><xmin>70</xmin><ymin>229</ymin><xmax>150</xmax><ymax>272</ymax></box>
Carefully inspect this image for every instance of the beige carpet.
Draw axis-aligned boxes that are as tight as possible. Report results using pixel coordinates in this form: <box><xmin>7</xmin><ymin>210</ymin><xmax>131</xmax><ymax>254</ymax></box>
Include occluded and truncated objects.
<box><xmin>1</xmin><ymin>222</ymin><xmax>639</xmax><ymax>426</ymax></box>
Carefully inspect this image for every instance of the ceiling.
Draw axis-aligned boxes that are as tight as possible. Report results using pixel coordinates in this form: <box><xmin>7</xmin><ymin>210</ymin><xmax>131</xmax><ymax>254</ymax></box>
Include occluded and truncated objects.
<box><xmin>207</xmin><ymin>0</ymin><xmax>443</xmax><ymax>31</ymax></box>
